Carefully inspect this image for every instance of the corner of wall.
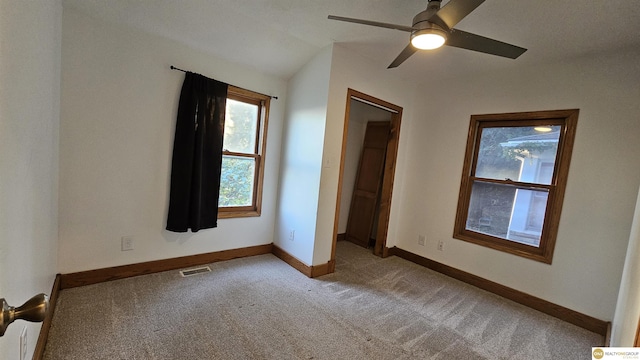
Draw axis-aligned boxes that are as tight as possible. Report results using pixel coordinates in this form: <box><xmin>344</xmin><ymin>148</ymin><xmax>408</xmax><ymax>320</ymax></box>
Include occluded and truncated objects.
<box><xmin>274</xmin><ymin>45</ymin><xmax>334</xmax><ymax>266</ymax></box>
<box><xmin>611</xmin><ymin>185</ymin><xmax>640</xmax><ymax>346</ymax></box>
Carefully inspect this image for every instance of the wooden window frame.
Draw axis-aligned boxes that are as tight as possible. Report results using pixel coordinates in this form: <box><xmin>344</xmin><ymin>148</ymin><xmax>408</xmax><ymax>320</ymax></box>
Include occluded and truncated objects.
<box><xmin>218</xmin><ymin>86</ymin><xmax>270</xmax><ymax>219</ymax></box>
<box><xmin>453</xmin><ymin>109</ymin><xmax>579</xmax><ymax>263</ymax></box>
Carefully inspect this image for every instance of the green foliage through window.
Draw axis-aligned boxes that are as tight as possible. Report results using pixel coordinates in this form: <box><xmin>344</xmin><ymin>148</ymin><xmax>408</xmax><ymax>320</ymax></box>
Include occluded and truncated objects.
<box><xmin>223</xmin><ymin>99</ymin><xmax>258</xmax><ymax>153</ymax></box>
<box><xmin>217</xmin><ymin>87</ymin><xmax>268</xmax><ymax>216</ymax></box>
<box><xmin>219</xmin><ymin>156</ymin><xmax>255</xmax><ymax>207</ymax></box>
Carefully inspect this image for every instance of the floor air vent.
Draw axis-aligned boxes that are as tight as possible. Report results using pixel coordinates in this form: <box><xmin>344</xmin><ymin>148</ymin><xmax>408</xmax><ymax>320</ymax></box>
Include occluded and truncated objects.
<box><xmin>179</xmin><ymin>266</ymin><xmax>211</xmax><ymax>277</ymax></box>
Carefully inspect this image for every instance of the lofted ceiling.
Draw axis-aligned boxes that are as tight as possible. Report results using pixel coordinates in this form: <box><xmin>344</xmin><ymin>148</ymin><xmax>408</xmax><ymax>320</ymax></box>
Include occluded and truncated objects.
<box><xmin>62</xmin><ymin>0</ymin><xmax>640</xmax><ymax>85</ymax></box>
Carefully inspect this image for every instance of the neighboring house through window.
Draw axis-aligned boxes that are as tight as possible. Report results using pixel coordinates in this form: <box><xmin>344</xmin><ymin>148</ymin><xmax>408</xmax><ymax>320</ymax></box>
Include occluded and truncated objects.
<box><xmin>453</xmin><ymin>109</ymin><xmax>579</xmax><ymax>263</ymax></box>
<box><xmin>218</xmin><ymin>86</ymin><xmax>270</xmax><ymax>218</ymax></box>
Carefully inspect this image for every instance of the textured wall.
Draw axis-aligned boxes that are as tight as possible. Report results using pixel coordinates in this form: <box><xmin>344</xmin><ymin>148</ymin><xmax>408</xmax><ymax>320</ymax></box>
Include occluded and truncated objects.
<box><xmin>612</xmin><ymin>187</ymin><xmax>640</xmax><ymax>345</ymax></box>
<box><xmin>274</xmin><ymin>46</ymin><xmax>332</xmax><ymax>265</ymax></box>
<box><xmin>395</xmin><ymin>49</ymin><xmax>640</xmax><ymax>321</ymax></box>
<box><xmin>59</xmin><ymin>8</ymin><xmax>286</xmax><ymax>273</ymax></box>
<box><xmin>0</xmin><ymin>1</ymin><xmax>61</xmax><ymax>359</ymax></box>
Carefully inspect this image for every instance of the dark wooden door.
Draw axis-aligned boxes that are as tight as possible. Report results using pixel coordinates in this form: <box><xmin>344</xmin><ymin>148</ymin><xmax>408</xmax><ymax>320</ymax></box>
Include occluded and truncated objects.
<box><xmin>345</xmin><ymin>121</ymin><xmax>391</xmax><ymax>248</ymax></box>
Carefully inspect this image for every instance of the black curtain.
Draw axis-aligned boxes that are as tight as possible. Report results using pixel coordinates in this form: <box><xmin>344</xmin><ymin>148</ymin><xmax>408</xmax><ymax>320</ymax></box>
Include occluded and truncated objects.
<box><xmin>166</xmin><ymin>72</ymin><xmax>228</xmax><ymax>232</ymax></box>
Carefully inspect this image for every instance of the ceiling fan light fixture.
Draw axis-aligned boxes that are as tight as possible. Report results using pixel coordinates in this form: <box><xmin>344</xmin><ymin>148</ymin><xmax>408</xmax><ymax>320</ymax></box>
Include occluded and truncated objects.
<box><xmin>534</xmin><ymin>126</ymin><xmax>553</xmax><ymax>133</ymax></box>
<box><xmin>411</xmin><ymin>28</ymin><xmax>447</xmax><ymax>50</ymax></box>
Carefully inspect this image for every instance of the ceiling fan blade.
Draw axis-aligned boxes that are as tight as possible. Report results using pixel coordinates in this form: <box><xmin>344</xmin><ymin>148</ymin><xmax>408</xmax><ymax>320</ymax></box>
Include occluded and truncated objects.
<box><xmin>328</xmin><ymin>15</ymin><xmax>414</xmax><ymax>32</ymax></box>
<box><xmin>388</xmin><ymin>44</ymin><xmax>418</xmax><ymax>68</ymax></box>
<box><xmin>429</xmin><ymin>0</ymin><xmax>485</xmax><ymax>30</ymax></box>
<box><xmin>446</xmin><ymin>29</ymin><xmax>527</xmax><ymax>59</ymax></box>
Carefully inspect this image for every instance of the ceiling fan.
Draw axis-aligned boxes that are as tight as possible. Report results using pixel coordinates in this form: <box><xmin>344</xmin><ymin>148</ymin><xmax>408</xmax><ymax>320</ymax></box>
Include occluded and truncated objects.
<box><xmin>328</xmin><ymin>0</ymin><xmax>527</xmax><ymax>68</ymax></box>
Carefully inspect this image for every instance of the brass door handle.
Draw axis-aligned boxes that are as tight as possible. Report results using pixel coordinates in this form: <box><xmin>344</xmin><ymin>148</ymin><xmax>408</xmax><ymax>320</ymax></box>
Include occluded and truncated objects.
<box><xmin>0</xmin><ymin>294</ymin><xmax>49</xmax><ymax>336</ymax></box>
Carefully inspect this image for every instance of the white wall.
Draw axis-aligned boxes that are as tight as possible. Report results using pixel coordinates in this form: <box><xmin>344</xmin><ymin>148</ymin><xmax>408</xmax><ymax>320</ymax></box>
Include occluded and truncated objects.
<box><xmin>313</xmin><ymin>44</ymin><xmax>417</xmax><ymax>265</ymax></box>
<box><xmin>274</xmin><ymin>46</ymin><xmax>333</xmax><ymax>265</ymax></box>
<box><xmin>0</xmin><ymin>1</ymin><xmax>61</xmax><ymax>359</ymax></box>
<box><xmin>612</xmin><ymin>186</ymin><xmax>640</xmax><ymax>345</ymax></box>
<box><xmin>59</xmin><ymin>8</ymin><xmax>286</xmax><ymax>273</ymax></box>
<box><xmin>394</xmin><ymin>49</ymin><xmax>640</xmax><ymax>321</ymax></box>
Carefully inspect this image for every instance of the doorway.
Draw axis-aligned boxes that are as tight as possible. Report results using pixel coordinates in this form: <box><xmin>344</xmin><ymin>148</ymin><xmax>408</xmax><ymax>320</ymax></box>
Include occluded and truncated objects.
<box><xmin>344</xmin><ymin>120</ymin><xmax>391</xmax><ymax>249</ymax></box>
<box><xmin>331</xmin><ymin>89</ymin><xmax>402</xmax><ymax>265</ymax></box>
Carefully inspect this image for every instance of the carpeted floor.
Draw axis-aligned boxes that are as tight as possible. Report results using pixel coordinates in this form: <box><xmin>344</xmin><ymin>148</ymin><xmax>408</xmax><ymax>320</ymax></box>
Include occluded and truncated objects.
<box><xmin>44</xmin><ymin>241</ymin><xmax>603</xmax><ymax>359</ymax></box>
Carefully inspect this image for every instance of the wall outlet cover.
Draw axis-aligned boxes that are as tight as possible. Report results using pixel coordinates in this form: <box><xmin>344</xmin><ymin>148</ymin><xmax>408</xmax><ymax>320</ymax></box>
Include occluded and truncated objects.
<box><xmin>121</xmin><ymin>236</ymin><xmax>134</xmax><ymax>251</ymax></box>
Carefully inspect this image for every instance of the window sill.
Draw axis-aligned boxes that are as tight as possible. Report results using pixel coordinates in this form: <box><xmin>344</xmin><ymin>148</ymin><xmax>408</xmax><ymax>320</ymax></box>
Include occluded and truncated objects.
<box><xmin>453</xmin><ymin>230</ymin><xmax>552</xmax><ymax>264</ymax></box>
<box><xmin>218</xmin><ymin>210</ymin><xmax>261</xmax><ymax>219</ymax></box>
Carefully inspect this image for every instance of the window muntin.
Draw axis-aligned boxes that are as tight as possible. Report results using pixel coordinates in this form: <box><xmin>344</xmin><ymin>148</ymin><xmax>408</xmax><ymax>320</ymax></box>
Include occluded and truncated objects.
<box><xmin>218</xmin><ymin>87</ymin><xmax>270</xmax><ymax>218</ymax></box>
<box><xmin>454</xmin><ymin>110</ymin><xmax>578</xmax><ymax>263</ymax></box>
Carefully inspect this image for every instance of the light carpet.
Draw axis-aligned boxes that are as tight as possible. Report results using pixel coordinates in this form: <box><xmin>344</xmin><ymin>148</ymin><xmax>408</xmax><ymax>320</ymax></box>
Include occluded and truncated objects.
<box><xmin>44</xmin><ymin>241</ymin><xmax>603</xmax><ymax>359</ymax></box>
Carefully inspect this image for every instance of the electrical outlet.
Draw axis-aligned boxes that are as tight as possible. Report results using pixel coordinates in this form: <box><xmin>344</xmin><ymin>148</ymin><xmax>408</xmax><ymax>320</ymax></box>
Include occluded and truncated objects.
<box><xmin>417</xmin><ymin>235</ymin><xmax>425</xmax><ymax>246</ymax></box>
<box><xmin>121</xmin><ymin>236</ymin><xmax>134</xmax><ymax>251</ymax></box>
<box><xmin>288</xmin><ymin>230</ymin><xmax>295</xmax><ymax>242</ymax></box>
<box><xmin>437</xmin><ymin>240</ymin><xmax>444</xmax><ymax>251</ymax></box>
<box><xmin>20</xmin><ymin>326</ymin><xmax>27</xmax><ymax>360</ymax></box>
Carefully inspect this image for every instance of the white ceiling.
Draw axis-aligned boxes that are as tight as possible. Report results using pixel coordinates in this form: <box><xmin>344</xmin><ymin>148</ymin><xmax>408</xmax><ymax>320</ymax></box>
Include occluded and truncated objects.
<box><xmin>62</xmin><ymin>0</ymin><xmax>640</xmax><ymax>84</ymax></box>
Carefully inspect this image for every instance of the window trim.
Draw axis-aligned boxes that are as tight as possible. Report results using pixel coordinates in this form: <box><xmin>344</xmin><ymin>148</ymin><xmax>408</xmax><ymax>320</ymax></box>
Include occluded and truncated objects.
<box><xmin>218</xmin><ymin>86</ymin><xmax>270</xmax><ymax>219</ymax></box>
<box><xmin>453</xmin><ymin>109</ymin><xmax>579</xmax><ymax>264</ymax></box>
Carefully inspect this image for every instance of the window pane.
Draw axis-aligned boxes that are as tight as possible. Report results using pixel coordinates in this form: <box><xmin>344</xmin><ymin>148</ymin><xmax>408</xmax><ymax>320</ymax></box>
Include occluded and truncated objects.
<box><xmin>476</xmin><ymin>126</ymin><xmax>560</xmax><ymax>185</ymax></box>
<box><xmin>466</xmin><ymin>181</ymin><xmax>547</xmax><ymax>247</ymax></box>
<box><xmin>224</xmin><ymin>99</ymin><xmax>258</xmax><ymax>154</ymax></box>
<box><xmin>219</xmin><ymin>155</ymin><xmax>255</xmax><ymax>207</ymax></box>
<box><xmin>466</xmin><ymin>181</ymin><xmax>516</xmax><ymax>240</ymax></box>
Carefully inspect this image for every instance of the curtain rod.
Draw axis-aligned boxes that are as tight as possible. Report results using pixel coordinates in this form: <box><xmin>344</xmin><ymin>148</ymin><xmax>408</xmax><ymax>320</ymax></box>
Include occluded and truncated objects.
<box><xmin>170</xmin><ymin>65</ymin><xmax>278</xmax><ymax>100</ymax></box>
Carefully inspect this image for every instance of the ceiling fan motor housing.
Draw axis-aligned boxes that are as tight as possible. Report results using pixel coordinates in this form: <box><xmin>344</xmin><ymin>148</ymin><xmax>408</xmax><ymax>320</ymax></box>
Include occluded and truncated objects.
<box><xmin>412</xmin><ymin>2</ymin><xmax>448</xmax><ymax>44</ymax></box>
<box><xmin>327</xmin><ymin>0</ymin><xmax>527</xmax><ymax>68</ymax></box>
<box><xmin>425</xmin><ymin>0</ymin><xmax>444</xmax><ymax>18</ymax></box>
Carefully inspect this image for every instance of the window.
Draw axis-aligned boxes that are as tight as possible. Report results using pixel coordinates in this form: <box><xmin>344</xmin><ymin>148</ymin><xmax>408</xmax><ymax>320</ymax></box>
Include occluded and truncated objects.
<box><xmin>453</xmin><ymin>109</ymin><xmax>578</xmax><ymax>263</ymax></box>
<box><xmin>218</xmin><ymin>86</ymin><xmax>270</xmax><ymax>218</ymax></box>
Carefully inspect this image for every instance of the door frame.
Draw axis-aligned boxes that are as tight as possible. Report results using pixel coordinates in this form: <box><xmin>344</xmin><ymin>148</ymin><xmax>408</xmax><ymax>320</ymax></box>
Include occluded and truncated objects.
<box><xmin>330</xmin><ymin>88</ymin><xmax>403</xmax><ymax>268</ymax></box>
<box><xmin>635</xmin><ymin>316</ymin><xmax>640</xmax><ymax>346</ymax></box>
